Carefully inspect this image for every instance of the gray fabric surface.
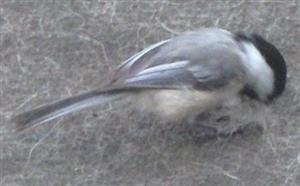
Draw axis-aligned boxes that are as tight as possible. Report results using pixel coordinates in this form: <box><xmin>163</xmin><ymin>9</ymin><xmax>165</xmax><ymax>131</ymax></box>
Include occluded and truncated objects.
<box><xmin>1</xmin><ymin>1</ymin><xmax>299</xmax><ymax>185</ymax></box>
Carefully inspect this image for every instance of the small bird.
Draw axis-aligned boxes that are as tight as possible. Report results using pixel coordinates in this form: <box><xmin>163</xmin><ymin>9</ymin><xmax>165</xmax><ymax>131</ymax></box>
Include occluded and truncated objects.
<box><xmin>13</xmin><ymin>28</ymin><xmax>287</xmax><ymax>135</ymax></box>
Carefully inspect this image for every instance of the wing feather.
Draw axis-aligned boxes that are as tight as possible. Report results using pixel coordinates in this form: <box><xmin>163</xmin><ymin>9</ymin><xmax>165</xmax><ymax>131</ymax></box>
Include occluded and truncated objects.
<box><xmin>110</xmin><ymin>39</ymin><xmax>170</xmax><ymax>84</ymax></box>
<box><xmin>108</xmin><ymin>29</ymin><xmax>245</xmax><ymax>91</ymax></box>
<box><xmin>124</xmin><ymin>60</ymin><xmax>195</xmax><ymax>89</ymax></box>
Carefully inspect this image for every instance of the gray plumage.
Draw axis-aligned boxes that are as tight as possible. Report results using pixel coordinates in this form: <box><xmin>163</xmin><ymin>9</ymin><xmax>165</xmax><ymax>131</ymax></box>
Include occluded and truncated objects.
<box><xmin>111</xmin><ymin>28</ymin><xmax>245</xmax><ymax>90</ymax></box>
<box><xmin>13</xmin><ymin>28</ymin><xmax>283</xmax><ymax>130</ymax></box>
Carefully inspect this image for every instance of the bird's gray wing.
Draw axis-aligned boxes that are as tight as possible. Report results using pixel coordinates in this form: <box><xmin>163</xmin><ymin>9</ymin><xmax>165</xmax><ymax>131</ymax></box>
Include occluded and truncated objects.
<box><xmin>117</xmin><ymin>57</ymin><xmax>244</xmax><ymax>91</ymax></box>
<box><xmin>108</xmin><ymin>30</ymin><xmax>245</xmax><ymax>91</ymax></box>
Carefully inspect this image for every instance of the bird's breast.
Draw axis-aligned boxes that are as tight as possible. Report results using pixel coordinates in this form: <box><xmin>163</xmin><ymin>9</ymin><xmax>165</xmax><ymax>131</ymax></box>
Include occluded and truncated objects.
<box><xmin>134</xmin><ymin>89</ymin><xmax>220</xmax><ymax>122</ymax></box>
<box><xmin>133</xmin><ymin>77</ymin><xmax>244</xmax><ymax>122</ymax></box>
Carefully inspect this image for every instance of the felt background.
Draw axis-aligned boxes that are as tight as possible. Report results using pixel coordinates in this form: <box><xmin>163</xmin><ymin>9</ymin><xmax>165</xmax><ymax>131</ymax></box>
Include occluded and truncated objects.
<box><xmin>1</xmin><ymin>0</ymin><xmax>299</xmax><ymax>185</ymax></box>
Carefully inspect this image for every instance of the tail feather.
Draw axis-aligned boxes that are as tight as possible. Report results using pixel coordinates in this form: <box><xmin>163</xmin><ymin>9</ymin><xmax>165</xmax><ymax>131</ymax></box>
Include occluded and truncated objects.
<box><xmin>12</xmin><ymin>89</ymin><xmax>123</xmax><ymax>131</ymax></box>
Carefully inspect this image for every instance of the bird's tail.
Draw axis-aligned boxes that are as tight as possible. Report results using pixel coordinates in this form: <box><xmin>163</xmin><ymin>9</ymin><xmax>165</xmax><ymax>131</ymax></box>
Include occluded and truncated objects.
<box><xmin>12</xmin><ymin>89</ymin><xmax>124</xmax><ymax>131</ymax></box>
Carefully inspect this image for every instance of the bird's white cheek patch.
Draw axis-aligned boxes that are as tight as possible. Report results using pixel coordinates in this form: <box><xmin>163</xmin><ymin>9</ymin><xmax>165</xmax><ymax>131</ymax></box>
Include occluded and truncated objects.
<box><xmin>241</xmin><ymin>42</ymin><xmax>274</xmax><ymax>100</ymax></box>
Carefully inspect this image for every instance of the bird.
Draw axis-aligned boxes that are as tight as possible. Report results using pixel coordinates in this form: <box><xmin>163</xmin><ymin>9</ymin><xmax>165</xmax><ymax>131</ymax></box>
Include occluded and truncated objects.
<box><xmin>12</xmin><ymin>28</ymin><xmax>287</xmax><ymax>136</ymax></box>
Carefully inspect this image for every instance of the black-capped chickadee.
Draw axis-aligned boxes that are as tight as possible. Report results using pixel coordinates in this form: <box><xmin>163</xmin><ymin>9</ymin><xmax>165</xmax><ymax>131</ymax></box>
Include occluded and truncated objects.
<box><xmin>13</xmin><ymin>28</ymin><xmax>287</xmax><ymax>133</ymax></box>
